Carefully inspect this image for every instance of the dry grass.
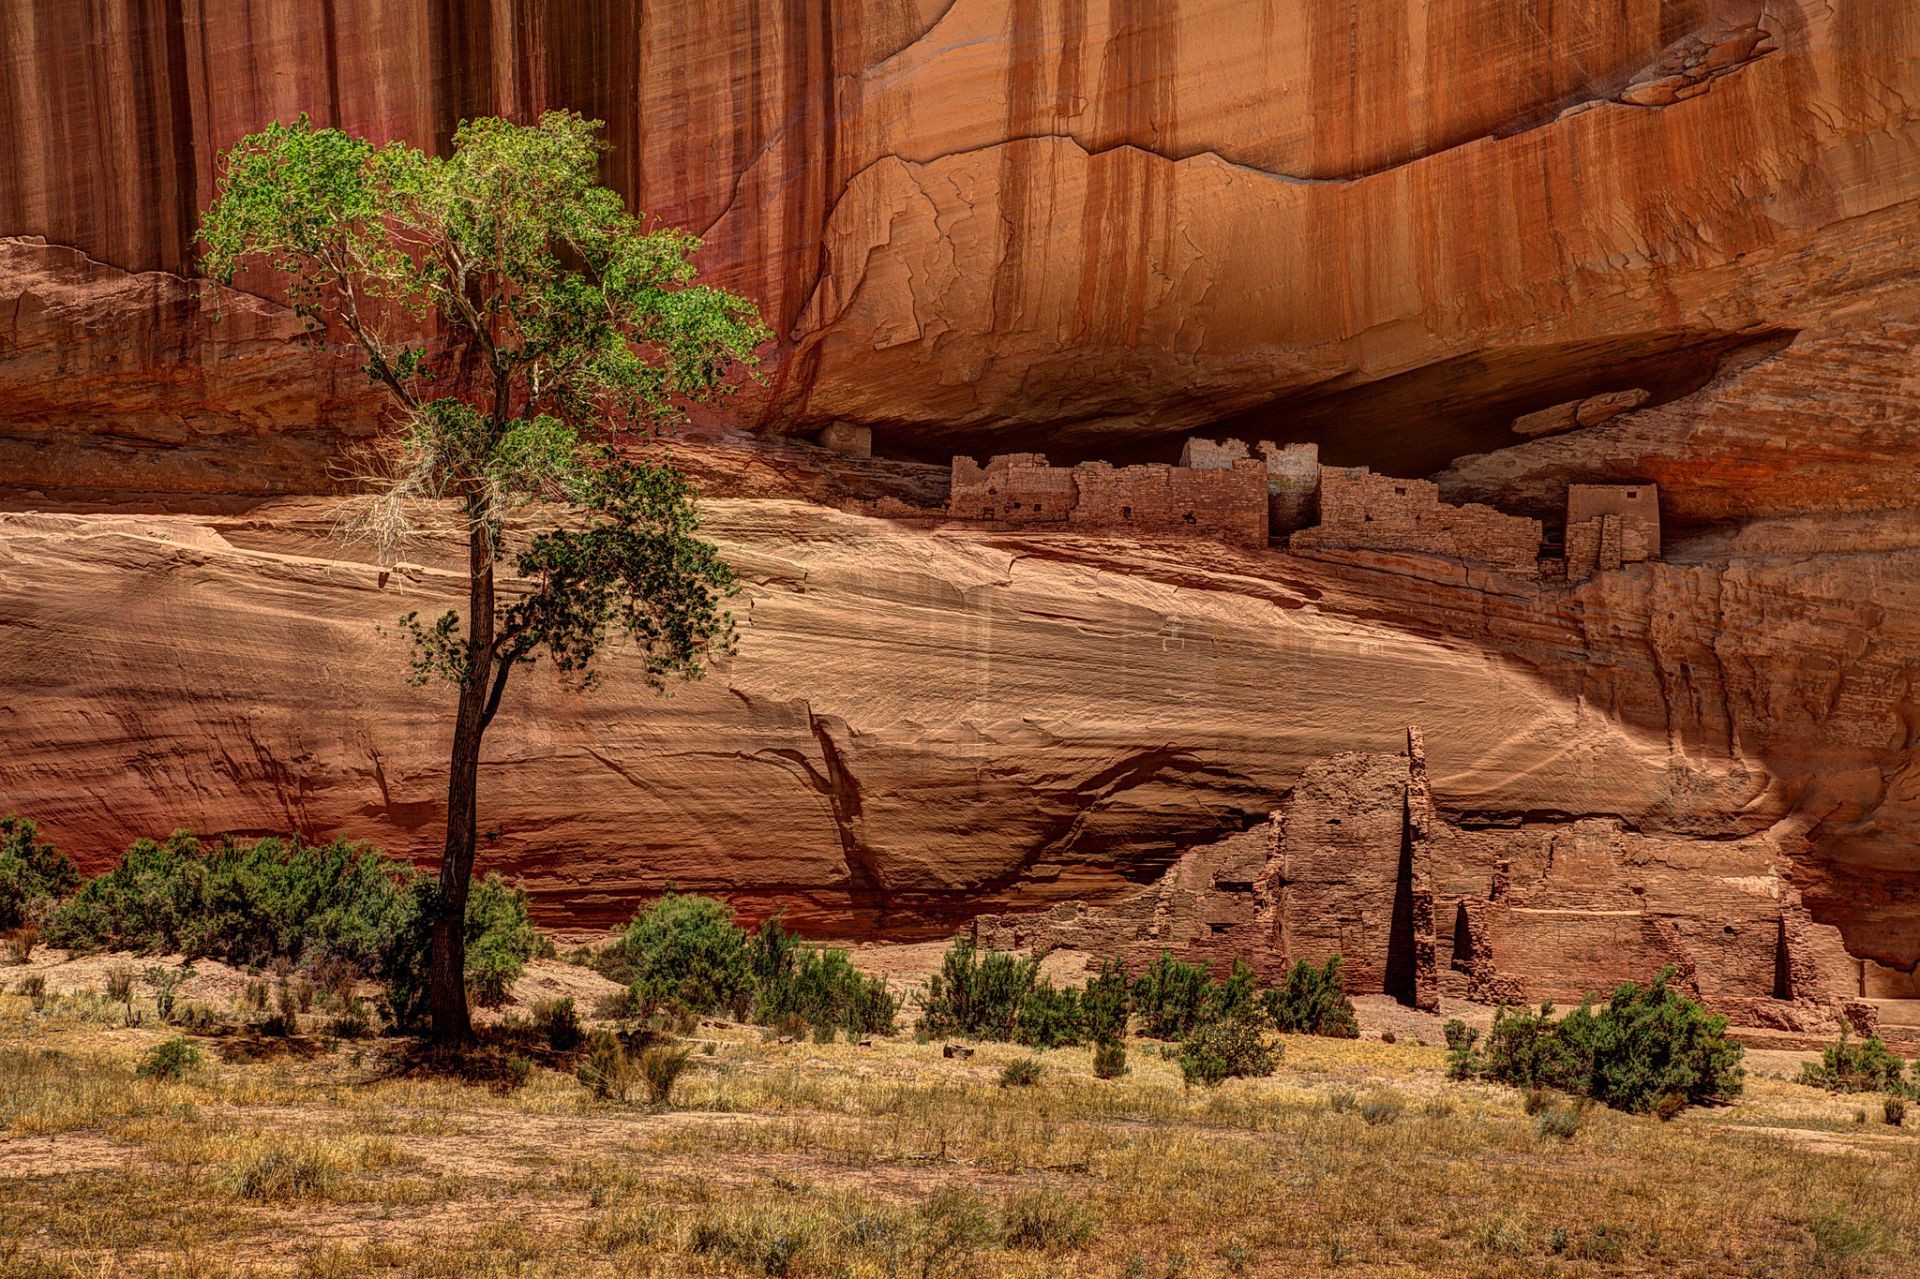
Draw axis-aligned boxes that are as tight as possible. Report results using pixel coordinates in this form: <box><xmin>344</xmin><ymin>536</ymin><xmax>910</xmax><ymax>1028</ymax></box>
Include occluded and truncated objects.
<box><xmin>2</xmin><ymin>987</ymin><xmax>1917</xmax><ymax>1277</ymax></box>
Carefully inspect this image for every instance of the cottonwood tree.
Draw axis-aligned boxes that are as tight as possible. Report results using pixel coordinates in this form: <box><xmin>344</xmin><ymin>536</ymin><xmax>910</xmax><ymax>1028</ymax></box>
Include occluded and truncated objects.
<box><xmin>199</xmin><ymin>111</ymin><xmax>768</xmax><ymax>1044</ymax></box>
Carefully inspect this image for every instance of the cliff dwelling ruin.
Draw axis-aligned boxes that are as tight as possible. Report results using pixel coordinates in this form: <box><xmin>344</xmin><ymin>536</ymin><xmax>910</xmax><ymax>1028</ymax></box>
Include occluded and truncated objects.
<box><xmin>977</xmin><ymin>729</ymin><xmax>1872</xmax><ymax>1036</ymax></box>
<box><xmin>940</xmin><ymin>436</ymin><xmax>1661</xmax><ymax>585</ymax></box>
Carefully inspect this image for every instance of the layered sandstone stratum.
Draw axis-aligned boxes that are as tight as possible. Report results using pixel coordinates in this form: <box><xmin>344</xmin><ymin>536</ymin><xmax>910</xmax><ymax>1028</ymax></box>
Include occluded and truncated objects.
<box><xmin>3</xmin><ymin>2</ymin><xmax>1919</xmax><ymax>1030</ymax></box>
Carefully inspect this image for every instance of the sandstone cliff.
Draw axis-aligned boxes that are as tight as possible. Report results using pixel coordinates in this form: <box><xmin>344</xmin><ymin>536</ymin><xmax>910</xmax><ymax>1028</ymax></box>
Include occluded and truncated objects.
<box><xmin>3</xmin><ymin>1</ymin><xmax>1919</xmax><ymax>1012</ymax></box>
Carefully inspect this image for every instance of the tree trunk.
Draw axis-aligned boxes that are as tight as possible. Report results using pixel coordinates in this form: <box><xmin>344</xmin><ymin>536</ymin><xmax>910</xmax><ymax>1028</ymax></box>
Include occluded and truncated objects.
<box><xmin>429</xmin><ymin>517</ymin><xmax>497</xmax><ymax>1046</ymax></box>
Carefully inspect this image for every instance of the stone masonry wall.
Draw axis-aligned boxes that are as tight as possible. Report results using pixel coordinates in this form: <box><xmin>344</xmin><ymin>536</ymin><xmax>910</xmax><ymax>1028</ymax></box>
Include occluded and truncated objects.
<box><xmin>1291</xmin><ymin>469</ymin><xmax>1542</xmax><ymax>575</ymax></box>
<box><xmin>949</xmin><ymin>452</ymin><xmax>1268</xmax><ymax>546</ymax></box>
<box><xmin>1566</xmin><ymin>483</ymin><xmax>1660</xmax><ymax>583</ymax></box>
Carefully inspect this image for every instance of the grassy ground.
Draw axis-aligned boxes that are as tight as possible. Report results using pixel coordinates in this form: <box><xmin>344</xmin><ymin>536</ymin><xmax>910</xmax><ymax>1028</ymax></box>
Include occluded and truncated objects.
<box><xmin>2</xmin><ymin>976</ymin><xmax>1917</xmax><ymax>1277</ymax></box>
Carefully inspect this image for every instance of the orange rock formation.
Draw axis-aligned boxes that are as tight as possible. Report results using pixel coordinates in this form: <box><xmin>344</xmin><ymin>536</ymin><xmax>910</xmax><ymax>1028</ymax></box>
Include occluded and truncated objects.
<box><xmin>3</xmin><ymin>1</ymin><xmax>1920</xmax><ymax>1024</ymax></box>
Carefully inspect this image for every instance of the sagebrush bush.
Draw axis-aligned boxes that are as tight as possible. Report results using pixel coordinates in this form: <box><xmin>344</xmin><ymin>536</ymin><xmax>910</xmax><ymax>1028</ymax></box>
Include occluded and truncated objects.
<box><xmin>1001</xmin><ymin>1191</ymin><xmax>1095</xmax><ymax>1252</ymax></box>
<box><xmin>16</xmin><ymin>972</ymin><xmax>48</xmax><ymax>1009</ymax></box>
<box><xmin>1886</xmin><ymin>1096</ymin><xmax>1906</xmax><ymax>1126</ymax></box>
<box><xmin>1443</xmin><ymin>1018</ymin><xmax>1477</xmax><ymax>1053</ymax></box>
<box><xmin>1359</xmin><ymin>1091</ymin><xmax>1404</xmax><ymax>1126</ymax></box>
<box><xmin>143</xmin><ymin>966</ymin><xmax>191</xmax><ymax>1023</ymax></box>
<box><xmin>5</xmin><ymin>925</ymin><xmax>38</xmax><ymax>965</ymax></box>
<box><xmin>137</xmin><ymin>1035</ymin><xmax>203</xmax><ymax>1081</ymax></box>
<box><xmin>921</xmin><ymin>940</ymin><xmax>1038</xmax><ymax>1041</ymax></box>
<box><xmin>999</xmin><ymin>1056</ymin><xmax>1044</xmax><ymax>1088</ymax></box>
<box><xmin>1535</xmin><ymin>1103</ymin><xmax>1583</xmax><ymax>1140</ymax></box>
<box><xmin>1131</xmin><ymin>952</ymin><xmax>1216</xmax><ymax>1040</ymax></box>
<box><xmin>1263</xmin><ymin>955</ymin><xmax>1359</xmax><ymax>1038</ymax></box>
<box><xmin>1799</xmin><ymin>1029</ymin><xmax>1914</xmax><ymax>1097</ymax></box>
<box><xmin>531</xmin><ymin>996</ymin><xmax>583</xmax><ymax>1051</ymax></box>
<box><xmin>597</xmin><ymin>892</ymin><xmax>752</xmax><ymax>1015</ymax></box>
<box><xmin>577</xmin><ymin>1029</ymin><xmax>636</xmax><ymax>1102</ymax></box>
<box><xmin>1455</xmin><ymin>969</ymin><xmax>1743</xmax><ymax>1113</ymax></box>
<box><xmin>0</xmin><ymin>815</ymin><xmax>79</xmax><ymax>932</ymax></box>
<box><xmin>1179</xmin><ymin>1009</ymin><xmax>1280</xmax><ymax>1087</ymax></box>
<box><xmin>1092</xmin><ymin>1036</ymin><xmax>1128</xmax><ymax>1079</ymax></box>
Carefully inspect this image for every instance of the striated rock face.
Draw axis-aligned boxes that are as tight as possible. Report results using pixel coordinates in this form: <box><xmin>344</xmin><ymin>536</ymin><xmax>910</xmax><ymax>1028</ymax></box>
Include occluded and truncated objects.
<box><xmin>3</xmin><ymin>1</ymin><xmax>1919</xmax><ymax>1010</ymax></box>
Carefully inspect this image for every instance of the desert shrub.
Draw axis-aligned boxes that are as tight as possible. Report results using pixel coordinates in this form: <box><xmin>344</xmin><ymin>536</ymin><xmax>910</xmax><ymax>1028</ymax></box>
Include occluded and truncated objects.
<box><xmin>687</xmin><ymin>1211</ymin><xmax>809</xmax><ymax>1276</ymax></box>
<box><xmin>0</xmin><ymin>815</ymin><xmax>80</xmax><ymax>932</ymax></box>
<box><xmin>16</xmin><ymin>973</ymin><xmax>48</xmax><ymax>1009</ymax></box>
<box><xmin>5</xmin><ymin>925</ymin><xmax>38</xmax><ymax>965</ymax></box>
<box><xmin>47</xmin><ymin>833</ymin><xmax>415</xmax><ymax>970</ymax></box>
<box><xmin>1263</xmin><ymin>955</ymin><xmax>1359</xmax><ymax>1038</ymax></box>
<box><xmin>1210</xmin><ymin>960</ymin><xmax>1260</xmax><ymax>1020</ymax></box>
<box><xmin>1092</xmin><ymin>1036</ymin><xmax>1128</xmax><ymax>1079</ymax></box>
<box><xmin>1001</xmin><ymin>1191</ymin><xmax>1095</xmax><ymax>1252</ymax></box>
<box><xmin>1132</xmin><ymin>952</ymin><xmax>1218</xmax><ymax>1040</ymax></box>
<box><xmin>462</xmin><ymin>875</ymin><xmax>540</xmax><ymax>1007</ymax></box>
<box><xmin>143</xmin><ymin>966</ymin><xmax>191</xmax><ymax>1023</ymax></box>
<box><xmin>381</xmin><ymin>874</ymin><xmax>542</xmax><ymax>1029</ymax></box>
<box><xmin>137</xmin><ymin>1035</ymin><xmax>203</xmax><ymax>1081</ymax></box>
<box><xmin>1359</xmin><ymin>1091</ymin><xmax>1404</xmax><ymax>1126</ymax></box>
<box><xmin>1015</xmin><ymin>979</ymin><xmax>1084</xmax><ymax>1049</ymax></box>
<box><xmin>999</xmin><ymin>1056</ymin><xmax>1044</xmax><ymax>1088</ymax></box>
<box><xmin>1443</xmin><ymin>1017</ymin><xmax>1477</xmax><ymax>1052</ymax></box>
<box><xmin>1455</xmin><ymin>969</ymin><xmax>1743</xmax><ymax>1113</ymax></box>
<box><xmin>105</xmin><ymin>964</ymin><xmax>135</xmax><ymax>1007</ymax></box>
<box><xmin>1535</xmin><ymin>1103</ymin><xmax>1583</xmax><ymax>1140</ymax></box>
<box><xmin>577</xmin><ymin>1029</ymin><xmax>636</xmax><ymax>1102</ymax></box>
<box><xmin>1179</xmin><ymin>1009</ymin><xmax>1280</xmax><ymax>1087</ymax></box>
<box><xmin>328</xmin><ymin>998</ymin><xmax>371</xmax><ymax>1040</ymax></box>
<box><xmin>1081</xmin><ymin>958</ymin><xmax>1130</xmax><ymax>1042</ymax></box>
<box><xmin>1886</xmin><ymin>1096</ymin><xmax>1906</xmax><ymax>1127</ymax></box>
<box><xmin>751</xmin><ymin>921</ymin><xmax>897</xmax><ymax>1037</ymax></box>
<box><xmin>921</xmin><ymin>939</ymin><xmax>1039</xmax><ymax>1041</ymax></box>
<box><xmin>1327</xmin><ymin>1088</ymin><xmax>1358</xmax><ymax>1113</ymax></box>
<box><xmin>531</xmin><ymin>996</ymin><xmax>583</xmax><ymax>1051</ymax></box>
<box><xmin>597</xmin><ymin>892</ymin><xmax>751</xmax><ymax>1015</ymax></box>
<box><xmin>1799</xmin><ymin>1029</ymin><xmax>1914</xmax><ymax>1097</ymax></box>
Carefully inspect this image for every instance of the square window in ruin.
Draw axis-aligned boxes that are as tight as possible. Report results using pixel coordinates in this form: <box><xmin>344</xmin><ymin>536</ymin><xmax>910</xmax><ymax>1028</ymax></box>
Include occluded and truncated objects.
<box><xmin>1122</xmin><ymin>506</ymin><xmax>1132</xmax><ymax>519</ymax></box>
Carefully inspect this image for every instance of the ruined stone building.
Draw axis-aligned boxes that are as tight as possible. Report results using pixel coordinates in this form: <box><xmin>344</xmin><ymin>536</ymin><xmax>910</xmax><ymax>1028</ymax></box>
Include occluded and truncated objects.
<box><xmin>1177</xmin><ymin>437</ymin><xmax>1322</xmax><ymax>534</ymax></box>
<box><xmin>1288</xmin><ymin>468</ymin><xmax>1544</xmax><ymax>576</ymax></box>
<box><xmin>1565</xmin><ymin>483</ymin><xmax>1661</xmax><ymax>582</ymax></box>
<box><xmin>947</xmin><ymin>451</ymin><xmax>1269</xmax><ymax>546</ymax></box>
<box><xmin>976</xmin><ymin>729</ymin><xmax>1863</xmax><ymax>1033</ymax></box>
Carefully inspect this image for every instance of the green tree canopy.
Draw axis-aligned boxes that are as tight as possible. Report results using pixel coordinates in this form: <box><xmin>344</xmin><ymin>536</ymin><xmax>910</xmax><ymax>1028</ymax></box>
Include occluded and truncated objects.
<box><xmin>198</xmin><ymin>110</ymin><xmax>769</xmax><ymax>1043</ymax></box>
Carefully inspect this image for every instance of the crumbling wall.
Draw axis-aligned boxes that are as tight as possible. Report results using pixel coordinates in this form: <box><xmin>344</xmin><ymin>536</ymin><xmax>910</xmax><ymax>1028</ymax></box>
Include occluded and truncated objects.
<box><xmin>967</xmin><ymin>729</ymin><xmax>1859</xmax><ymax>1029</ymax></box>
<box><xmin>1291</xmin><ymin>469</ymin><xmax>1542</xmax><ymax>575</ymax></box>
<box><xmin>1259</xmin><ymin>442</ymin><xmax>1321</xmax><ymax>534</ymax></box>
<box><xmin>1565</xmin><ymin>483</ymin><xmax>1660</xmax><ymax>582</ymax></box>
<box><xmin>948</xmin><ymin>454</ymin><xmax>1077</xmax><ymax>524</ymax></box>
<box><xmin>949</xmin><ymin>451</ymin><xmax>1269</xmax><ymax>545</ymax></box>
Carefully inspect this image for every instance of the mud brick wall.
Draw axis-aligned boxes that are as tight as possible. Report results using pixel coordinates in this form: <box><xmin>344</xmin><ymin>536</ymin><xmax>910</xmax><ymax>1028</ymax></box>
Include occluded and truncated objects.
<box><xmin>1292</xmin><ymin>469</ymin><xmax>1542</xmax><ymax>574</ymax></box>
<box><xmin>1566</xmin><ymin>483</ymin><xmax>1660</xmax><ymax>582</ymax></box>
<box><xmin>1068</xmin><ymin>459</ymin><xmax>1269</xmax><ymax>546</ymax></box>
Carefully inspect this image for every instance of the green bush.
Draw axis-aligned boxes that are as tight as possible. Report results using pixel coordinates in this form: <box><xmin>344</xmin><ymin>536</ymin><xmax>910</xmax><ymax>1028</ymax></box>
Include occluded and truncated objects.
<box><xmin>751</xmin><ymin>919</ymin><xmax>897</xmax><ymax>1037</ymax></box>
<box><xmin>1092</xmin><ymin>1036</ymin><xmax>1127</xmax><ymax>1079</ymax></box>
<box><xmin>1211</xmin><ymin>960</ymin><xmax>1260</xmax><ymax>1020</ymax></box>
<box><xmin>999</xmin><ymin>1056</ymin><xmax>1044</xmax><ymax>1088</ymax></box>
<box><xmin>531</xmin><ymin>997</ymin><xmax>583</xmax><ymax>1051</ymax></box>
<box><xmin>597</xmin><ymin>892</ymin><xmax>751</xmax><ymax>1015</ymax></box>
<box><xmin>1081</xmin><ymin>959</ymin><xmax>1130</xmax><ymax>1043</ymax></box>
<box><xmin>1014</xmin><ymin>979</ymin><xmax>1084</xmax><ymax>1049</ymax></box>
<box><xmin>921</xmin><ymin>940</ymin><xmax>1038</xmax><ymax>1041</ymax></box>
<box><xmin>462</xmin><ymin>875</ymin><xmax>540</xmax><ymax>1007</ymax></box>
<box><xmin>1262</xmin><ymin>956</ymin><xmax>1359</xmax><ymax>1038</ymax></box>
<box><xmin>1443</xmin><ymin>1017</ymin><xmax>1477</xmax><ymax>1053</ymax></box>
<box><xmin>637</xmin><ymin>1043</ymin><xmax>693</xmax><ymax>1108</ymax></box>
<box><xmin>0</xmin><ymin>816</ymin><xmax>79</xmax><ymax>931</ymax></box>
<box><xmin>46</xmin><ymin>832</ymin><xmax>417</xmax><ymax>973</ymax></box>
<box><xmin>1131</xmin><ymin>952</ymin><xmax>1217</xmax><ymax>1040</ymax></box>
<box><xmin>1799</xmin><ymin>1029</ymin><xmax>1913</xmax><ymax>1097</ymax></box>
<box><xmin>137</xmin><ymin>1035</ymin><xmax>203</xmax><ymax>1081</ymax></box>
<box><xmin>1886</xmin><ymin>1096</ymin><xmax>1906</xmax><ymax>1126</ymax></box>
<box><xmin>380</xmin><ymin>874</ymin><xmax>542</xmax><ymax>1029</ymax></box>
<box><xmin>1455</xmin><ymin>969</ymin><xmax>1744</xmax><ymax>1114</ymax></box>
<box><xmin>1179</xmin><ymin>1009</ymin><xmax>1280</xmax><ymax>1087</ymax></box>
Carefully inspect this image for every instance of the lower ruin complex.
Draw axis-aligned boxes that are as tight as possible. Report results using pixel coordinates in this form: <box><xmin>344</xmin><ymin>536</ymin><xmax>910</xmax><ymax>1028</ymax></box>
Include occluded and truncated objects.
<box><xmin>977</xmin><ymin>728</ymin><xmax>1866</xmax><ymax>1033</ymax></box>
